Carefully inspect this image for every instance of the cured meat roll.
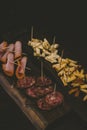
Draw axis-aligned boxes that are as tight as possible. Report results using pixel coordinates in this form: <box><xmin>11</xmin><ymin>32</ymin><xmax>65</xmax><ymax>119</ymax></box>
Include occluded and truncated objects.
<box><xmin>14</xmin><ymin>41</ymin><xmax>22</xmax><ymax>59</ymax></box>
<box><xmin>15</xmin><ymin>56</ymin><xmax>27</xmax><ymax>79</ymax></box>
<box><xmin>0</xmin><ymin>41</ymin><xmax>8</xmax><ymax>51</ymax></box>
<box><xmin>0</xmin><ymin>43</ymin><xmax>14</xmax><ymax>63</ymax></box>
<box><xmin>0</xmin><ymin>41</ymin><xmax>8</xmax><ymax>59</ymax></box>
<box><xmin>26</xmin><ymin>85</ymin><xmax>54</xmax><ymax>98</ymax></box>
<box><xmin>17</xmin><ymin>76</ymin><xmax>36</xmax><ymax>88</ymax></box>
<box><xmin>2</xmin><ymin>53</ymin><xmax>14</xmax><ymax>76</ymax></box>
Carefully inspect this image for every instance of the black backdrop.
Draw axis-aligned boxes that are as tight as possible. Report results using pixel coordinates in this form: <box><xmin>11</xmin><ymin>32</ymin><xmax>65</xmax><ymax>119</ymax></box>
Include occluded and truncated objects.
<box><xmin>0</xmin><ymin>1</ymin><xmax>87</xmax><ymax>67</ymax></box>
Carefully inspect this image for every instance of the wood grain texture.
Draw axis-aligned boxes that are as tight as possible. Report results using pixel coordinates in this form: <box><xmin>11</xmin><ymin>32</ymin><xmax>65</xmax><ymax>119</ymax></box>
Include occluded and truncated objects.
<box><xmin>0</xmin><ymin>70</ymin><xmax>70</xmax><ymax>130</ymax></box>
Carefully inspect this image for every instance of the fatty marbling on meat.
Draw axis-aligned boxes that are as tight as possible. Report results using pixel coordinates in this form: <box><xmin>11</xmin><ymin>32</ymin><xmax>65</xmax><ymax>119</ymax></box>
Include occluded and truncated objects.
<box><xmin>37</xmin><ymin>91</ymin><xmax>64</xmax><ymax>110</ymax></box>
<box><xmin>36</xmin><ymin>76</ymin><xmax>52</xmax><ymax>87</ymax></box>
<box><xmin>37</xmin><ymin>98</ymin><xmax>53</xmax><ymax>110</ymax></box>
<box><xmin>45</xmin><ymin>91</ymin><xmax>64</xmax><ymax>107</ymax></box>
<box><xmin>26</xmin><ymin>85</ymin><xmax>54</xmax><ymax>98</ymax></box>
<box><xmin>17</xmin><ymin>76</ymin><xmax>36</xmax><ymax>88</ymax></box>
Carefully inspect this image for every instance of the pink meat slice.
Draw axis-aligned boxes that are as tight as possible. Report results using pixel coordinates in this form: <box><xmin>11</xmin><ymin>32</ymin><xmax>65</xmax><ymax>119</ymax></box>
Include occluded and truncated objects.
<box><xmin>17</xmin><ymin>76</ymin><xmax>36</xmax><ymax>88</ymax></box>
<box><xmin>0</xmin><ymin>44</ymin><xmax>14</xmax><ymax>63</ymax></box>
<box><xmin>36</xmin><ymin>76</ymin><xmax>52</xmax><ymax>87</ymax></box>
<box><xmin>26</xmin><ymin>86</ymin><xmax>37</xmax><ymax>98</ymax></box>
<box><xmin>37</xmin><ymin>98</ymin><xmax>52</xmax><ymax>110</ymax></box>
<box><xmin>17</xmin><ymin>56</ymin><xmax>27</xmax><ymax>74</ymax></box>
<box><xmin>45</xmin><ymin>91</ymin><xmax>64</xmax><ymax>107</ymax></box>
<box><xmin>14</xmin><ymin>41</ymin><xmax>22</xmax><ymax>59</ymax></box>
<box><xmin>26</xmin><ymin>86</ymin><xmax>54</xmax><ymax>98</ymax></box>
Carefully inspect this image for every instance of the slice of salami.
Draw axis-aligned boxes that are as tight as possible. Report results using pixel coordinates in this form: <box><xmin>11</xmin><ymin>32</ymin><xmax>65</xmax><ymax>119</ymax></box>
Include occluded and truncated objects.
<box><xmin>37</xmin><ymin>98</ymin><xmax>52</xmax><ymax>110</ymax></box>
<box><xmin>26</xmin><ymin>86</ymin><xmax>54</xmax><ymax>98</ymax></box>
<box><xmin>17</xmin><ymin>76</ymin><xmax>36</xmax><ymax>89</ymax></box>
<box><xmin>26</xmin><ymin>86</ymin><xmax>37</xmax><ymax>98</ymax></box>
<box><xmin>36</xmin><ymin>76</ymin><xmax>52</xmax><ymax>87</ymax></box>
<box><xmin>45</xmin><ymin>91</ymin><xmax>64</xmax><ymax>107</ymax></box>
<box><xmin>36</xmin><ymin>86</ymin><xmax>54</xmax><ymax>97</ymax></box>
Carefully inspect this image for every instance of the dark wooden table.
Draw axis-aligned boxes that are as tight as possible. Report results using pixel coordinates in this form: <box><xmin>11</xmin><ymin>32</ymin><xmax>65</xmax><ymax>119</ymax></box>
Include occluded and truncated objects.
<box><xmin>0</xmin><ymin>86</ymin><xmax>87</xmax><ymax>130</ymax></box>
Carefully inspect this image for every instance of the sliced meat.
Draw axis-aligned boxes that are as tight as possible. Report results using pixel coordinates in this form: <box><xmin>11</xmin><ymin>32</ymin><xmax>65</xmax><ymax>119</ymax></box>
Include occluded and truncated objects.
<box><xmin>26</xmin><ymin>85</ymin><xmax>54</xmax><ymax>98</ymax></box>
<box><xmin>36</xmin><ymin>76</ymin><xmax>52</xmax><ymax>87</ymax></box>
<box><xmin>45</xmin><ymin>91</ymin><xmax>64</xmax><ymax>107</ymax></box>
<box><xmin>2</xmin><ymin>53</ymin><xmax>14</xmax><ymax>76</ymax></box>
<box><xmin>15</xmin><ymin>56</ymin><xmax>27</xmax><ymax>79</ymax></box>
<box><xmin>0</xmin><ymin>43</ymin><xmax>14</xmax><ymax>63</ymax></box>
<box><xmin>0</xmin><ymin>41</ymin><xmax>8</xmax><ymax>60</ymax></box>
<box><xmin>0</xmin><ymin>51</ymin><xmax>4</xmax><ymax>60</ymax></box>
<box><xmin>14</xmin><ymin>41</ymin><xmax>22</xmax><ymax>59</ymax></box>
<box><xmin>0</xmin><ymin>41</ymin><xmax>8</xmax><ymax>51</ymax></box>
<box><xmin>36</xmin><ymin>86</ymin><xmax>54</xmax><ymax>97</ymax></box>
<box><xmin>17</xmin><ymin>76</ymin><xmax>36</xmax><ymax>88</ymax></box>
<box><xmin>37</xmin><ymin>98</ymin><xmax>52</xmax><ymax>110</ymax></box>
<box><xmin>26</xmin><ymin>86</ymin><xmax>37</xmax><ymax>98</ymax></box>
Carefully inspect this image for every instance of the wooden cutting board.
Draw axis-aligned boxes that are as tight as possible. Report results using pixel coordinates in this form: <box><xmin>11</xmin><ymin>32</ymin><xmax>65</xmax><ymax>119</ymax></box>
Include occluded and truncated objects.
<box><xmin>0</xmin><ymin>31</ymin><xmax>70</xmax><ymax>130</ymax></box>
<box><xmin>0</xmin><ymin>61</ymin><xmax>70</xmax><ymax>130</ymax></box>
<box><xmin>0</xmin><ymin>30</ymin><xmax>87</xmax><ymax>130</ymax></box>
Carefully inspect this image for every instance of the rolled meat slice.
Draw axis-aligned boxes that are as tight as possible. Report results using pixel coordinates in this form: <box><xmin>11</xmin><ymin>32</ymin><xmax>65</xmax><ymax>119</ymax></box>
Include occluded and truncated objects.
<box><xmin>17</xmin><ymin>76</ymin><xmax>36</xmax><ymax>88</ymax></box>
<box><xmin>15</xmin><ymin>56</ymin><xmax>27</xmax><ymax>79</ymax></box>
<box><xmin>14</xmin><ymin>41</ymin><xmax>22</xmax><ymax>59</ymax></box>
<box><xmin>0</xmin><ymin>41</ymin><xmax>8</xmax><ymax>59</ymax></box>
<box><xmin>45</xmin><ymin>91</ymin><xmax>64</xmax><ymax>107</ymax></box>
<box><xmin>26</xmin><ymin>85</ymin><xmax>54</xmax><ymax>98</ymax></box>
<box><xmin>2</xmin><ymin>53</ymin><xmax>14</xmax><ymax>76</ymax></box>
<box><xmin>36</xmin><ymin>76</ymin><xmax>52</xmax><ymax>87</ymax></box>
<box><xmin>0</xmin><ymin>43</ymin><xmax>14</xmax><ymax>63</ymax></box>
<box><xmin>0</xmin><ymin>41</ymin><xmax>8</xmax><ymax>51</ymax></box>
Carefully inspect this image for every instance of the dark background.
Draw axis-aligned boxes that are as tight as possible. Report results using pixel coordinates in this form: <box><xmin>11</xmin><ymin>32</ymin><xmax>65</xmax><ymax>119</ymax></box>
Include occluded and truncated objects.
<box><xmin>0</xmin><ymin>1</ymin><xmax>87</xmax><ymax>130</ymax></box>
<box><xmin>0</xmin><ymin>1</ymin><xmax>87</xmax><ymax>66</ymax></box>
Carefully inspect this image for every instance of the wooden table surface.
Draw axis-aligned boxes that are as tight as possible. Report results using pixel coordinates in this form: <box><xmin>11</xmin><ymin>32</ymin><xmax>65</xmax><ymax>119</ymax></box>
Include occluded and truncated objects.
<box><xmin>0</xmin><ymin>86</ymin><xmax>87</xmax><ymax>130</ymax></box>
